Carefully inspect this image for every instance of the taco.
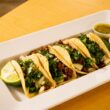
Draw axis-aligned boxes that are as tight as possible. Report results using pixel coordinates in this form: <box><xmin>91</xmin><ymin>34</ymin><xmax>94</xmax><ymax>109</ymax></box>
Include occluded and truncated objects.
<box><xmin>101</xmin><ymin>37</ymin><xmax>110</xmax><ymax>52</ymax></box>
<box><xmin>87</xmin><ymin>33</ymin><xmax>110</xmax><ymax>58</ymax></box>
<box><xmin>65</xmin><ymin>38</ymin><xmax>98</xmax><ymax>69</ymax></box>
<box><xmin>32</xmin><ymin>47</ymin><xmax>77</xmax><ymax>85</ymax></box>
<box><xmin>87</xmin><ymin>32</ymin><xmax>110</xmax><ymax>65</ymax></box>
<box><xmin>50</xmin><ymin>41</ymin><xmax>97</xmax><ymax>74</ymax></box>
<box><xmin>78</xmin><ymin>33</ymin><xmax>110</xmax><ymax>67</ymax></box>
<box><xmin>11</xmin><ymin>54</ymin><xmax>55</xmax><ymax>98</ymax></box>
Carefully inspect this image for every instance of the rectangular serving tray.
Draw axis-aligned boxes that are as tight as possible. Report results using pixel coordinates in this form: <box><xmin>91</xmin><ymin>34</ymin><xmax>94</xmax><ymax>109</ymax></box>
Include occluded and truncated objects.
<box><xmin>0</xmin><ymin>10</ymin><xmax>110</xmax><ymax>110</ymax></box>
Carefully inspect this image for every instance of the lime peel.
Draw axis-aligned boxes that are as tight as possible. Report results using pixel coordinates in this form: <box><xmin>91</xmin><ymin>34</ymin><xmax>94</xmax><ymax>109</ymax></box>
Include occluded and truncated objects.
<box><xmin>0</xmin><ymin>62</ymin><xmax>21</xmax><ymax>86</ymax></box>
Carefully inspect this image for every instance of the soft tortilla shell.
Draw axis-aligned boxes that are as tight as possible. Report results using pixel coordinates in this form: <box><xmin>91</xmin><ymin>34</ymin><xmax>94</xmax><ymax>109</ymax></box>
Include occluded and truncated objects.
<box><xmin>87</xmin><ymin>32</ymin><xmax>110</xmax><ymax>59</ymax></box>
<box><xmin>49</xmin><ymin>45</ymin><xmax>87</xmax><ymax>75</ymax></box>
<box><xmin>11</xmin><ymin>60</ymin><xmax>36</xmax><ymax>98</ymax></box>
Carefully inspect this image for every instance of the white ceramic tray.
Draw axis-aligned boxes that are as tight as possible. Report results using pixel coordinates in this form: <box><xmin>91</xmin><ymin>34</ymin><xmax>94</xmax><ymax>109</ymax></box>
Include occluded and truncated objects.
<box><xmin>0</xmin><ymin>10</ymin><xmax>110</xmax><ymax>110</ymax></box>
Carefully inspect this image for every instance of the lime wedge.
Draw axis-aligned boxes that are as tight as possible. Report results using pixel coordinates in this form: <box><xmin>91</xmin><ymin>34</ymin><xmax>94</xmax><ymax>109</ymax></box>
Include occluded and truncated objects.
<box><xmin>0</xmin><ymin>62</ymin><xmax>21</xmax><ymax>86</ymax></box>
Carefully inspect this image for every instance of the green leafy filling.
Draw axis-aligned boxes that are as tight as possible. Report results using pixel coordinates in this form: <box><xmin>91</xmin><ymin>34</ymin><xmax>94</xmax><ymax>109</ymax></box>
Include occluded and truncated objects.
<box><xmin>56</xmin><ymin>43</ymin><xmax>93</xmax><ymax>69</ymax></box>
<box><xmin>38</xmin><ymin>50</ymin><xmax>65</xmax><ymax>83</ymax></box>
<box><xmin>84</xmin><ymin>58</ymin><xmax>93</xmax><ymax>68</ymax></box>
<box><xmin>80</xmin><ymin>34</ymin><xmax>104</xmax><ymax>65</ymax></box>
<box><xmin>18</xmin><ymin>59</ymin><xmax>50</xmax><ymax>93</ymax></box>
<box><xmin>101</xmin><ymin>38</ymin><xmax>110</xmax><ymax>51</ymax></box>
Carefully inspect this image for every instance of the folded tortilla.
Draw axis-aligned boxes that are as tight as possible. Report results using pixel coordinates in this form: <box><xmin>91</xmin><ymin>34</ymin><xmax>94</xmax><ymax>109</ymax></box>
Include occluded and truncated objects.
<box><xmin>37</xmin><ymin>51</ymin><xmax>77</xmax><ymax>85</ymax></box>
<box><xmin>87</xmin><ymin>32</ymin><xmax>110</xmax><ymax>59</ymax></box>
<box><xmin>48</xmin><ymin>45</ymin><xmax>89</xmax><ymax>74</ymax></box>
<box><xmin>63</xmin><ymin>38</ymin><xmax>98</xmax><ymax>69</ymax></box>
<box><xmin>11</xmin><ymin>54</ymin><xmax>56</xmax><ymax>98</ymax></box>
<box><xmin>28</xmin><ymin>54</ymin><xmax>56</xmax><ymax>87</ymax></box>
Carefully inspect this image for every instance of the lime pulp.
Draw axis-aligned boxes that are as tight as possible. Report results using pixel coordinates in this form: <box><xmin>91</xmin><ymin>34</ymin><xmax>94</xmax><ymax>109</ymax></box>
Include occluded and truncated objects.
<box><xmin>0</xmin><ymin>62</ymin><xmax>21</xmax><ymax>86</ymax></box>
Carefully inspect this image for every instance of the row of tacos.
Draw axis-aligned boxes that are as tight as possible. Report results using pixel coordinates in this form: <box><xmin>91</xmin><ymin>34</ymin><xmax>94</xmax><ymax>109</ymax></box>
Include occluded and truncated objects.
<box><xmin>2</xmin><ymin>32</ymin><xmax>110</xmax><ymax>98</ymax></box>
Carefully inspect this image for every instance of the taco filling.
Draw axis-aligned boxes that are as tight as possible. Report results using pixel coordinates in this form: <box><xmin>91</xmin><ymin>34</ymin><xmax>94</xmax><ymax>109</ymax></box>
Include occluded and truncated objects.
<box><xmin>80</xmin><ymin>34</ymin><xmax>105</xmax><ymax>68</ymax></box>
<box><xmin>101</xmin><ymin>38</ymin><xmax>110</xmax><ymax>51</ymax></box>
<box><xmin>55</xmin><ymin>42</ymin><xmax>94</xmax><ymax>73</ymax></box>
<box><xmin>17</xmin><ymin>59</ymin><xmax>51</xmax><ymax>93</ymax></box>
<box><xmin>35</xmin><ymin>47</ymin><xmax>73</xmax><ymax>84</ymax></box>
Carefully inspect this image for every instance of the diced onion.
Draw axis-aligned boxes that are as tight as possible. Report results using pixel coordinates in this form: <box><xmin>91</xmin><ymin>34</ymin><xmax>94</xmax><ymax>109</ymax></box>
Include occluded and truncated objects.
<box><xmin>74</xmin><ymin>63</ymin><xmax>83</xmax><ymax>70</ymax></box>
<box><xmin>38</xmin><ymin>76</ymin><xmax>45</xmax><ymax>85</ymax></box>
<box><xmin>104</xmin><ymin>59</ymin><xmax>110</xmax><ymax>65</ymax></box>
<box><xmin>39</xmin><ymin>86</ymin><xmax>45</xmax><ymax>93</ymax></box>
<box><xmin>103</xmin><ymin>55</ymin><xmax>110</xmax><ymax>65</ymax></box>
<box><xmin>88</xmin><ymin>68</ymin><xmax>96</xmax><ymax>72</ymax></box>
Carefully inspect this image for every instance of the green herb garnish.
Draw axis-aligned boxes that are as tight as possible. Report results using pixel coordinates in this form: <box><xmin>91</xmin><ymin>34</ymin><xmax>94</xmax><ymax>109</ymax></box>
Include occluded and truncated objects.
<box><xmin>102</xmin><ymin>38</ymin><xmax>110</xmax><ymax>51</ymax></box>
<box><xmin>84</xmin><ymin>58</ymin><xmax>93</xmax><ymax>68</ymax></box>
<box><xmin>80</xmin><ymin>34</ymin><xmax>104</xmax><ymax>65</ymax></box>
<box><xmin>18</xmin><ymin>59</ymin><xmax>43</xmax><ymax>93</ymax></box>
<box><xmin>39</xmin><ymin>49</ymin><xmax>65</xmax><ymax>83</ymax></box>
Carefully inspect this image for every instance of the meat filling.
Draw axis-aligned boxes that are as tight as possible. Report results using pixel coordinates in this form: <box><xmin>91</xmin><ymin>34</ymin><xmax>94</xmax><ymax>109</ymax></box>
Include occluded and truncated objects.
<box><xmin>56</xmin><ymin>41</ymin><xmax>93</xmax><ymax>72</ymax></box>
<box><xmin>80</xmin><ymin>34</ymin><xmax>105</xmax><ymax>68</ymax></box>
<box><xmin>30</xmin><ymin>47</ymin><xmax>73</xmax><ymax>84</ymax></box>
<box><xmin>18</xmin><ymin>59</ymin><xmax>51</xmax><ymax>93</ymax></box>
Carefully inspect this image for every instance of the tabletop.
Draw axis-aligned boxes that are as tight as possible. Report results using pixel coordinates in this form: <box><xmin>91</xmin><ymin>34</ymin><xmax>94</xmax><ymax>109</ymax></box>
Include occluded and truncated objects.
<box><xmin>0</xmin><ymin>0</ymin><xmax>110</xmax><ymax>110</ymax></box>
